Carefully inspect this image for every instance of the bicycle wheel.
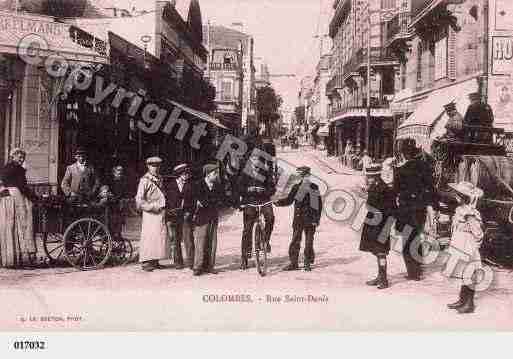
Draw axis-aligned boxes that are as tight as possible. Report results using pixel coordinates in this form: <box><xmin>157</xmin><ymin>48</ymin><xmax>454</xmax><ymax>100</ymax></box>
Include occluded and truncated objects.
<box><xmin>254</xmin><ymin>224</ymin><xmax>267</xmax><ymax>277</ymax></box>
<box><xmin>63</xmin><ymin>218</ymin><xmax>112</xmax><ymax>271</ymax></box>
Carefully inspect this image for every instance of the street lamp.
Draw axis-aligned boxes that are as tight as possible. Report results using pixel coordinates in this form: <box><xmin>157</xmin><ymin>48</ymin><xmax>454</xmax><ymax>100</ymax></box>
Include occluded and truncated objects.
<box><xmin>141</xmin><ymin>35</ymin><xmax>152</xmax><ymax>71</ymax></box>
<box><xmin>365</xmin><ymin>1</ymin><xmax>371</xmax><ymax>155</ymax></box>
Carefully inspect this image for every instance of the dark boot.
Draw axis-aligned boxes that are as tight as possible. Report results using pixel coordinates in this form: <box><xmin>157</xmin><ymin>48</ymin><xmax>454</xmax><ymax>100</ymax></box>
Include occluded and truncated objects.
<box><xmin>174</xmin><ymin>243</ymin><xmax>184</xmax><ymax>269</ymax></box>
<box><xmin>240</xmin><ymin>256</ymin><xmax>248</xmax><ymax>270</ymax></box>
<box><xmin>304</xmin><ymin>261</ymin><xmax>312</xmax><ymax>272</ymax></box>
<box><xmin>457</xmin><ymin>286</ymin><xmax>475</xmax><ymax>314</ymax></box>
<box><xmin>366</xmin><ymin>275</ymin><xmax>379</xmax><ymax>286</ymax></box>
<box><xmin>447</xmin><ymin>286</ymin><xmax>466</xmax><ymax>309</ymax></box>
<box><xmin>377</xmin><ymin>257</ymin><xmax>389</xmax><ymax>289</ymax></box>
<box><xmin>283</xmin><ymin>263</ymin><xmax>299</xmax><ymax>271</ymax></box>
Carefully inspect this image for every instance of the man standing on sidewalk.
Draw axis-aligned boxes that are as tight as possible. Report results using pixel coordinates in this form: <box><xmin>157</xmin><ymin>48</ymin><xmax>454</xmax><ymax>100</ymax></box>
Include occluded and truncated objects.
<box><xmin>165</xmin><ymin>164</ymin><xmax>194</xmax><ymax>270</ymax></box>
<box><xmin>275</xmin><ymin>166</ymin><xmax>323</xmax><ymax>272</ymax></box>
<box><xmin>191</xmin><ymin>164</ymin><xmax>224</xmax><ymax>276</ymax></box>
<box><xmin>394</xmin><ymin>139</ymin><xmax>437</xmax><ymax>281</ymax></box>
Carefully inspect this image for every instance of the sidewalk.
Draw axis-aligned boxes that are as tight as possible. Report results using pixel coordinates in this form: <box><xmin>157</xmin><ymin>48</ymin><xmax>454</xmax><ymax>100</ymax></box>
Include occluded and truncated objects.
<box><xmin>308</xmin><ymin>147</ymin><xmax>363</xmax><ymax>176</ymax></box>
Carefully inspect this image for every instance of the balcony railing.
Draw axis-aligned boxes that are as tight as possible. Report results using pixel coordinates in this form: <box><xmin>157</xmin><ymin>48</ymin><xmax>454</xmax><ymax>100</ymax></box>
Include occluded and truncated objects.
<box><xmin>326</xmin><ymin>74</ymin><xmax>343</xmax><ymax>95</ymax></box>
<box><xmin>385</xmin><ymin>12</ymin><xmax>412</xmax><ymax>48</ymax></box>
<box><xmin>342</xmin><ymin>48</ymin><xmax>398</xmax><ymax>76</ymax></box>
<box><xmin>328</xmin><ymin>99</ymin><xmax>391</xmax><ymax>119</ymax></box>
<box><xmin>70</xmin><ymin>26</ymin><xmax>109</xmax><ymax>57</ymax></box>
<box><xmin>210</xmin><ymin>63</ymin><xmax>239</xmax><ymax>71</ymax></box>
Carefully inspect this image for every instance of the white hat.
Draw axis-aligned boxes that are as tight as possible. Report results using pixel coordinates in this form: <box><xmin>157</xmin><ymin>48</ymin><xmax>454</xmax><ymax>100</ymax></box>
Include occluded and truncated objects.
<box><xmin>448</xmin><ymin>181</ymin><xmax>484</xmax><ymax>199</ymax></box>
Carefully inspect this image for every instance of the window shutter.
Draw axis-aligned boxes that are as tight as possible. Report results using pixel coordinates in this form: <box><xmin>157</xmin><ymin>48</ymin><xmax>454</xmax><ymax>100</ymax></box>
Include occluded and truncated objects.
<box><xmin>448</xmin><ymin>27</ymin><xmax>457</xmax><ymax>80</ymax></box>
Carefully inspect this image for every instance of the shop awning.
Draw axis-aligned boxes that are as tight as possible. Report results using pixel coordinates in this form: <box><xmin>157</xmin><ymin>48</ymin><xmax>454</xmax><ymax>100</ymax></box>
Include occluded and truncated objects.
<box><xmin>329</xmin><ymin>107</ymin><xmax>393</xmax><ymax>125</ymax></box>
<box><xmin>0</xmin><ymin>12</ymin><xmax>108</xmax><ymax>64</ymax></box>
<box><xmin>318</xmin><ymin>124</ymin><xmax>330</xmax><ymax>137</ymax></box>
<box><xmin>167</xmin><ymin>100</ymin><xmax>228</xmax><ymax>129</ymax></box>
<box><xmin>396</xmin><ymin>79</ymin><xmax>478</xmax><ymax>148</ymax></box>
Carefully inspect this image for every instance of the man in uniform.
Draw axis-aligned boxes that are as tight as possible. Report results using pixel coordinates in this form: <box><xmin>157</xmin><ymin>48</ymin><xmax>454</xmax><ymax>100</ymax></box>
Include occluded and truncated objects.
<box><xmin>394</xmin><ymin>139</ymin><xmax>437</xmax><ymax>281</ymax></box>
<box><xmin>275</xmin><ymin>166</ymin><xmax>322</xmax><ymax>272</ymax></box>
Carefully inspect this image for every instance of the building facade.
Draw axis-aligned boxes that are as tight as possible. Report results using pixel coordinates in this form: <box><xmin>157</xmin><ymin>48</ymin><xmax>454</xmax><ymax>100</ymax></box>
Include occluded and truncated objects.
<box><xmin>0</xmin><ymin>2</ymin><xmax>109</xmax><ymax>192</ymax></box>
<box><xmin>389</xmin><ymin>0</ymin><xmax>483</xmax><ymax>150</ymax></box>
<box><xmin>326</xmin><ymin>0</ymin><xmax>399</xmax><ymax>160</ymax></box>
<box><xmin>203</xmin><ymin>24</ymin><xmax>255</xmax><ymax>136</ymax></box>
<box><xmin>1</xmin><ymin>0</ymin><xmax>217</xmax><ymax>194</ymax></box>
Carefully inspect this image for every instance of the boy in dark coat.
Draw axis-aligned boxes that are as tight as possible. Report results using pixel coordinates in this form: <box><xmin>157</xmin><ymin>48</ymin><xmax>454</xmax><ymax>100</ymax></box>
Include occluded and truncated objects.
<box><xmin>359</xmin><ymin>164</ymin><xmax>396</xmax><ymax>289</ymax></box>
<box><xmin>275</xmin><ymin>166</ymin><xmax>322</xmax><ymax>272</ymax></box>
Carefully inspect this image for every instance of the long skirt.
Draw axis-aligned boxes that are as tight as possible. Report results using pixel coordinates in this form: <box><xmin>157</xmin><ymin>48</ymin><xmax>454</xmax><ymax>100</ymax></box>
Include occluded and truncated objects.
<box><xmin>0</xmin><ymin>187</ymin><xmax>35</xmax><ymax>268</ymax></box>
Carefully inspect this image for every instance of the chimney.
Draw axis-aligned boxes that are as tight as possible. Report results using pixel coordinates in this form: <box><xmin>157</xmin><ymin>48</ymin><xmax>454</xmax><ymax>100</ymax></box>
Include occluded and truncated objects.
<box><xmin>156</xmin><ymin>1</ymin><xmax>176</xmax><ymax>11</ymax></box>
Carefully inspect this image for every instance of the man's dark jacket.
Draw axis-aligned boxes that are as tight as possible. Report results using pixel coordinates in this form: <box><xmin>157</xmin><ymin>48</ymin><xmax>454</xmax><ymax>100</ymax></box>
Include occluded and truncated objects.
<box><xmin>275</xmin><ymin>180</ymin><xmax>323</xmax><ymax>226</ymax></box>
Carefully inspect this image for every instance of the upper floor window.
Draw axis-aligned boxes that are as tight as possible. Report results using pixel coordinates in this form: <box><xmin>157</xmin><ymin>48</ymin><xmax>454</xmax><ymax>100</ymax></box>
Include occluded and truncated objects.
<box><xmin>221</xmin><ymin>81</ymin><xmax>233</xmax><ymax>101</ymax></box>
<box><xmin>417</xmin><ymin>42</ymin><xmax>423</xmax><ymax>85</ymax></box>
<box><xmin>381</xmin><ymin>0</ymin><xmax>396</xmax><ymax>9</ymax></box>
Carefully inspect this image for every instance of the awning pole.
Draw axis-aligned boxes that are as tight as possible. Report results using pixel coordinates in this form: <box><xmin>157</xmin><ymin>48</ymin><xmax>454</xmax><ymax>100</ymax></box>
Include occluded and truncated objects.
<box><xmin>365</xmin><ymin>1</ymin><xmax>371</xmax><ymax>154</ymax></box>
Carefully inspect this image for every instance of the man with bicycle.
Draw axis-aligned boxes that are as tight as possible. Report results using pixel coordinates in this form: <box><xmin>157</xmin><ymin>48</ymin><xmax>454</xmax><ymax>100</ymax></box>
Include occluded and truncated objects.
<box><xmin>237</xmin><ymin>151</ymin><xmax>276</xmax><ymax>270</ymax></box>
<box><xmin>275</xmin><ymin>166</ymin><xmax>322</xmax><ymax>271</ymax></box>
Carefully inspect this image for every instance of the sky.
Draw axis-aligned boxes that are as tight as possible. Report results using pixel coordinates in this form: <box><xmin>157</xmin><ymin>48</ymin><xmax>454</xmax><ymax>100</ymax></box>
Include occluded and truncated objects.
<box><xmin>111</xmin><ymin>0</ymin><xmax>333</xmax><ymax>119</ymax></box>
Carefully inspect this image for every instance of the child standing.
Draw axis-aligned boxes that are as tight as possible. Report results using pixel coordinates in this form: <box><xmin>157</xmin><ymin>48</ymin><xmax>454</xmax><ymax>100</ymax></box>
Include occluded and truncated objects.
<box><xmin>446</xmin><ymin>181</ymin><xmax>484</xmax><ymax>314</ymax></box>
<box><xmin>359</xmin><ymin>165</ymin><xmax>397</xmax><ymax>289</ymax></box>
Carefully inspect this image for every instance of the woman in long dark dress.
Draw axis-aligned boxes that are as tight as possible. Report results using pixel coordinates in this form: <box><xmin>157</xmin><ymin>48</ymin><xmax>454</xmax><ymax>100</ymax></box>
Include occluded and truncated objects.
<box><xmin>359</xmin><ymin>164</ymin><xmax>396</xmax><ymax>289</ymax></box>
<box><xmin>0</xmin><ymin>148</ymin><xmax>40</xmax><ymax>268</ymax></box>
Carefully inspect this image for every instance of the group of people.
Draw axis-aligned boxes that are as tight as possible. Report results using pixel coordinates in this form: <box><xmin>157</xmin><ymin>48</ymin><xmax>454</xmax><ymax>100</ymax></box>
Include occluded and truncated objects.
<box><xmin>135</xmin><ymin>148</ymin><xmax>323</xmax><ymax>276</ymax></box>
<box><xmin>0</xmin><ymin>146</ymin><xmax>130</xmax><ymax>268</ymax></box>
<box><xmin>342</xmin><ymin>141</ymin><xmax>373</xmax><ymax>171</ymax></box>
<box><xmin>359</xmin><ymin>138</ymin><xmax>485</xmax><ymax>314</ymax></box>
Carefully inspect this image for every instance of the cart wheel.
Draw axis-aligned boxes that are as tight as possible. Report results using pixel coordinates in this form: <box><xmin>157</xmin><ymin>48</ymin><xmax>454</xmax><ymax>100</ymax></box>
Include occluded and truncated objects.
<box><xmin>110</xmin><ymin>238</ymin><xmax>134</xmax><ymax>266</ymax></box>
<box><xmin>42</xmin><ymin>233</ymin><xmax>66</xmax><ymax>265</ymax></box>
<box><xmin>63</xmin><ymin>218</ymin><xmax>112</xmax><ymax>271</ymax></box>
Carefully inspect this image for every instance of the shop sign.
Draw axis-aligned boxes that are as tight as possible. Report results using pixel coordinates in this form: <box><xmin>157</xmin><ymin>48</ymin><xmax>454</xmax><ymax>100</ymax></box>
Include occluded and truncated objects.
<box><xmin>0</xmin><ymin>14</ymin><xmax>70</xmax><ymax>39</ymax></box>
<box><xmin>489</xmin><ymin>77</ymin><xmax>513</xmax><ymax>122</ymax></box>
<box><xmin>492</xmin><ymin>36</ymin><xmax>513</xmax><ymax>75</ymax></box>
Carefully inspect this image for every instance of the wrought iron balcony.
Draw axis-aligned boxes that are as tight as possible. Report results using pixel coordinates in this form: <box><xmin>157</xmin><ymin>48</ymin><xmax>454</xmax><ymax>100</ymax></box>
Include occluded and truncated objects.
<box><xmin>385</xmin><ymin>12</ymin><xmax>412</xmax><ymax>49</ymax></box>
<box><xmin>210</xmin><ymin>63</ymin><xmax>240</xmax><ymax>71</ymax></box>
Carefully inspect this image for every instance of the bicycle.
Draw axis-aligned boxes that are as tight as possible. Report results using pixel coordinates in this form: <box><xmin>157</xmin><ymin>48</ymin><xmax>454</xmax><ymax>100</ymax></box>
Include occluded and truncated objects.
<box><xmin>240</xmin><ymin>201</ymin><xmax>273</xmax><ymax>277</ymax></box>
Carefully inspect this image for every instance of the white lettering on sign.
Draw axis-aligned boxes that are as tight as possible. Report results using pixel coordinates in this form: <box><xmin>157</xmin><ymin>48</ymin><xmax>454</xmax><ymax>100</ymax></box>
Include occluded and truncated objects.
<box><xmin>492</xmin><ymin>36</ymin><xmax>513</xmax><ymax>75</ymax></box>
<box><xmin>0</xmin><ymin>15</ymin><xmax>70</xmax><ymax>38</ymax></box>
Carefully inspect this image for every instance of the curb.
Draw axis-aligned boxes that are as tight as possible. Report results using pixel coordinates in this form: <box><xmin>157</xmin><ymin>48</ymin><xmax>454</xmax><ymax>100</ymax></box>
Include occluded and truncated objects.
<box><xmin>311</xmin><ymin>153</ymin><xmax>362</xmax><ymax>176</ymax></box>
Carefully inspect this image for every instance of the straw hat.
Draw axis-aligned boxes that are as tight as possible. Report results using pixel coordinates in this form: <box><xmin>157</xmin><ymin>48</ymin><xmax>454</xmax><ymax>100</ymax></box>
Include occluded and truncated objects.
<box><xmin>448</xmin><ymin>181</ymin><xmax>484</xmax><ymax>199</ymax></box>
<box><xmin>146</xmin><ymin>156</ymin><xmax>163</xmax><ymax>165</ymax></box>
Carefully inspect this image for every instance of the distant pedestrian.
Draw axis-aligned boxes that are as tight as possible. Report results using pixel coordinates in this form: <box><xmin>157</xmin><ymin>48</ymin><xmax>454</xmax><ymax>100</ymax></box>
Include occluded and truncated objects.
<box><xmin>446</xmin><ymin>181</ymin><xmax>484</xmax><ymax>314</ymax></box>
<box><xmin>135</xmin><ymin>157</ymin><xmax>170</xmax><ymax>272</ymax></box>
<box><xmin>275</xmin><ymin>166</ymin><xmax>322</xmax><ymax>272</ymax></box>
<box><xmin>359</xmin><ymin>150</ymin><xmax>372</xmax><ymax>174</ymax></box>
<box><xmin>191</xmin><ymin>163</ymin><xmax>224</xmax><ymax>276</ymax></box>
<box><xmin>359</xmin><ymin>165</ymin><xmax>396</xmax><ymax>289</ymax></box>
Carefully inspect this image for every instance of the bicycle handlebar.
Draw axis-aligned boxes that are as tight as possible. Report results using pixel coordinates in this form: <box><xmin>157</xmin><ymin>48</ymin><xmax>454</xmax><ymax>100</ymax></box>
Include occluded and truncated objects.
<box><xmin>240</xmin><ymin>201</ymin><xmax>274</xmax><ymax>209</ymax></box>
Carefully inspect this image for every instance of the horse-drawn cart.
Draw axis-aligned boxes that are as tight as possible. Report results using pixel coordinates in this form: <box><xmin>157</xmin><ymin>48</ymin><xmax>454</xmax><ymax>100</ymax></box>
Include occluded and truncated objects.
<box><xmin>34</xmin><ymin>196</ymin><xmax>133</xmax><ymax>270</ymax></box>
<box><xmin>429</xmin><ymin>127</ymin><xmax>513</xmax><ymax>266</ymax></box>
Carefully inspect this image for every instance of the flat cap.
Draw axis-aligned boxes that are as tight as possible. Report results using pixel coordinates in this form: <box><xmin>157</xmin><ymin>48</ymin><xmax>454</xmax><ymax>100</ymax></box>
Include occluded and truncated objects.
<box><xmin>74</xmin><ymin>147</ymin><xmax>87</xmax><ymax>155</ymax></box>
<box><xmin>173</xmin><ymin>163</ymin><xmax>190</xmax><ymax>176</ymax></box>
<box><xmin>203</xmin><ymin>163</ymin><xmax>219</xmax><ymax>176</ymax></box>
<box><xmin>443</xmin><ymin>101</ymin><xmax>457</xmax><ymax>110</ymax></box>
<box><xmin>296</xmin><ymin>166</ymin><xmax>311</xmax><ymax>176</ymax></box>
<box><xmin>146</xmin><ymin>156</ymin><xmax>163</xmax><ymax>165</ymax></box>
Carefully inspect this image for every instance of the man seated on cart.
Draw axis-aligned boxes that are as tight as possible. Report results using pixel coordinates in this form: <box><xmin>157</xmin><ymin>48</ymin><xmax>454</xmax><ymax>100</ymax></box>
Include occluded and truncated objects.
<box><xmin>61</xmin><ymin>147</ymin><xmax>101</xmax><ymax>204</ymax></box>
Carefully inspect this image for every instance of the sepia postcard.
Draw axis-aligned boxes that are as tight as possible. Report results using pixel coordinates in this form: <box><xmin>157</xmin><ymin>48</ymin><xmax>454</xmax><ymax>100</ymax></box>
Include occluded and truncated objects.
<box><xmin>1</xmin><ymin>0</ymin><xmax>513</xmax><ymax>341</ymax></box>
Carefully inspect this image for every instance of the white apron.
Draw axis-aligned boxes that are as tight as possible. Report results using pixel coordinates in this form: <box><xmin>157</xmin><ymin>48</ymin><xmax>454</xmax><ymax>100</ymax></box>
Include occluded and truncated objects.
<box><xmin>135</xmin><ymin>174</ymin><xmax>170</xmax><ymax>262</ymax></box>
